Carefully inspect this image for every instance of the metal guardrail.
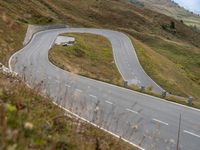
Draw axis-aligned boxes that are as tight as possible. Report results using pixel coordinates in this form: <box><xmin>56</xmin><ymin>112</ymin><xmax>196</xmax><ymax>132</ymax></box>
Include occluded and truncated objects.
<box><xmin>23</xmin><ymin>24</ymin><xmax>68</xmax><ymax>45</ymax></box>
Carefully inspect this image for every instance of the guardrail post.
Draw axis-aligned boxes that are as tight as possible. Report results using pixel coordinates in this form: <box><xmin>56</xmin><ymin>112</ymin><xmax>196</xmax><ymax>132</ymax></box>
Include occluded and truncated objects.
<box><xmin>188</xmin><ymin>96</ymin><xmax>193</xmax><ymax>106</ymax></box>
<box><xmin>124</xmin><ymin>81</ymin><xmax>128</xmax><ymax>88</ymax></box>
<box><xmin>161</xmin><ymin>90</ymin><xmax>167</xmax><ymax>98</ymax></box>
<box><xmin>140</xmin><ymin>86</ymin><xmax>145</xmax><ymax>92</ymax></box>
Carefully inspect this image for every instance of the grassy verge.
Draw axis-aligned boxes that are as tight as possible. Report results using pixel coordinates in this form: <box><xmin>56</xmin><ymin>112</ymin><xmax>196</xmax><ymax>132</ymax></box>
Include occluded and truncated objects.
<box><xmin>0</xmin><ymin>73</ymin><xmax>136</xmax><ymax>150</ymax></box>
<box><xmin>130</xmin><ymin>33</ymin><xmax>200</xmax><ymax>102</ymax></box>
<box><xmin>49</xmin><ymin>33</ymin><xmax>124</xmax><ymax>86</ymax></box>
<box><xmin>0</xmin><ymin>15</ymin><xmax>26</xmax><ymax>66</ymax></box>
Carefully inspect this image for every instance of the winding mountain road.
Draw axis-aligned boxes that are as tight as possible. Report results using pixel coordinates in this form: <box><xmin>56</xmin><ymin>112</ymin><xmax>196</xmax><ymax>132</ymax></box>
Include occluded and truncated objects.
<box><xmin>10</xmin><ymin>28</ymin><xmax>200</xmax><ymax>150</ymax></box>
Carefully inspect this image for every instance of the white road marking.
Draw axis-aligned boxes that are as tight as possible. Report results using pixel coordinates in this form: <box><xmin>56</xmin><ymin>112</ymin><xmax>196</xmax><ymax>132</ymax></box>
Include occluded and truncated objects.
<box><xmin>105</xmin><ymin>100</ymin><xmax>113</xmax><ymax>105</ymax></box>
<box><xmin>152</xmin><ymin>118</ymin><xmax>169</xmax><ymax>126</ymax></box>
<box><xmin>55</xmin><ymin>79</ymin><xmax>60</xmax><ymax>83</ymax></box>
<box><xmin>65</xmin><ymin>84</ymin><xmax>71</xmax><ymax>88</ymax></box>
<box><xmin>52</xmin><ymin>101</ymin><xmax>145</xmax><ymax>150</ymax></box>
<box><xmin>89</xmin><ymin>94</ymin><xmax>97</xmax><ymax>99</ymax></box>
<box><xmin>75</xmin><ymin>89</ymin><xmax>82</xmax><ymax>93</ymax></box>
<box><xmin>126</xmin><ymin>108</ymin><xmax>138</xmax><ymax>114</ymax></box>
<box><xmin>183</xmin><ymin>130</ymin><xmax>200</xmax><ymax>138</ymax></box>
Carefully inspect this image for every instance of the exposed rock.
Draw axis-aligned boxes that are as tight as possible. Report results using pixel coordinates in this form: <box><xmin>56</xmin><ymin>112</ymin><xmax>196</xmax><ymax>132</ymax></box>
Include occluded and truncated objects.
<box><xmin>0</xmin><ymin>62</ymin><xmax>18</xmax><ymax>77</ymax></box>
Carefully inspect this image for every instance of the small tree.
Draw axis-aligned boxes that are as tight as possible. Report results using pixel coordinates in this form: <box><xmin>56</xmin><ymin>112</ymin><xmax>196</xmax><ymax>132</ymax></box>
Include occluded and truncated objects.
<box><xmin>180</xmin><ymin>20</ymin><xmax>184</xmax><ymax>24</ymax></box>
<box><xmin>95</xmin><ymin>138</ymin><xmax>101</xmax><ymax>150</ymax></box>
<box><xmin>170</xmin><ymin>21</ymin><xmax>176</xmax><ymax>29</ymax></box>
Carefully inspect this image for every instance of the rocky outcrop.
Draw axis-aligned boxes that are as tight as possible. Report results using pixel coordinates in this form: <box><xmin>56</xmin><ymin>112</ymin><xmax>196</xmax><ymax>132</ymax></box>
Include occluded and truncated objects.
<box><xmin>0</xmin><ymin>63</ymin><xmax>17</xmax><ymax>77</ymax></box>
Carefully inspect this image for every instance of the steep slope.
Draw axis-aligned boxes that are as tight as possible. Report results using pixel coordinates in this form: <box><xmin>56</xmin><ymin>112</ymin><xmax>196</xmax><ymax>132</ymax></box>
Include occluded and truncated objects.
<box><xmin>0</xmin><ymin>73</ymin><xmax>135</xmax><ymax>150</ymax></box>
<box><xmin>1</xmin><ymin>0</ymin><xmax>200</xmax><ymax>47</ymax></box>
<box><xmin>135</xmin><ymin>0</ymin><xmax>200</xmax><ymax>28</ymax></box>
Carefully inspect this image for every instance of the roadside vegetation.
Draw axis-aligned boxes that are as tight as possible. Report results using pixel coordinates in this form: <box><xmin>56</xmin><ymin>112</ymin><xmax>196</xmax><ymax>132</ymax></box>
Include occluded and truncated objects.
<box><xmin>131</xmin><ymin>34</ymin><xmax>200</xmax><ymax>102</ymax></box>
<box><xmin>0</xmin><ymin>13</ymin><xmax>26</xmax><ymax>66</ymax></box>
<box><xmin>0</xmin><ymin>73</ymin><xmax>135</xmax><ymax>150</ymax></box>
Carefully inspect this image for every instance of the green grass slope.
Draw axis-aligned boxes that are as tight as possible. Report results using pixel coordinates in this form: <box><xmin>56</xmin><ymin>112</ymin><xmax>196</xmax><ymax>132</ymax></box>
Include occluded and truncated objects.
<box><xmin>49</xmin><ymin>33</ymin><xmax>124</xmax><ymax>86</ymax></box>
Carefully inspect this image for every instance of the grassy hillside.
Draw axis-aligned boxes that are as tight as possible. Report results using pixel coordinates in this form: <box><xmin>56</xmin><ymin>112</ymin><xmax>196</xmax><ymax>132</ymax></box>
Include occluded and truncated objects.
<box><xmin>135</xmin><ymin>0</ymin><xmax>200</xmax><ymax>28</ymax></box>
<box><xmin>0</xmin><ymin>12</ymin><xmax>26</xmax><ymax>66</ymax></box>
<box><xmin>131</xmin><ymin>35</ymin><xmax>200</xmax><ymax>103</ymax></box>
<box><xmin>0</xmin><ymin>73</ymin><xmax>135</xmax><ymax>150</ymax></box>
<box><xmin>1</xmin><ymin>0</ymin><xmax>200</xmax><ymax>48</ymax></box>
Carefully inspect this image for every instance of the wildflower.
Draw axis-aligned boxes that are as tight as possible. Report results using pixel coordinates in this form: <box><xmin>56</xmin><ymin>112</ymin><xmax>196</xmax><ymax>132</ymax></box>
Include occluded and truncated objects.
<box><xmin>6</xmin><ymin>104</ymin><xmax>17</xmax><ymax>113</ymax></box>
<box><xmin>24</xmin><ymin>122</ymin><xmax>33</xmax><ymax>130</ymax></box>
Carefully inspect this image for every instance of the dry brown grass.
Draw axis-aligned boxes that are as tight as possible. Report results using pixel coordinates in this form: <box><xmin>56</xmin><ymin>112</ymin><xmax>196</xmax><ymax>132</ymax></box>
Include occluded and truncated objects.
<box><xmin>131</xmin><ymin>36</ymin><xmax>200</xmax><ymax>102</ymax></box>
<box><xmin>0</xmin><ymin>73</ymin><xmax>136</xmax><ymax>150</ymax></box>
<box><xmin>0</xmin><ymin>12</ymin><xmax>26</xmax><ymax>66</ymax></box>
<box><xmin>137</xmin><ymin>0</ymin><xmax>200</xmax><ymax>29</ymax></box>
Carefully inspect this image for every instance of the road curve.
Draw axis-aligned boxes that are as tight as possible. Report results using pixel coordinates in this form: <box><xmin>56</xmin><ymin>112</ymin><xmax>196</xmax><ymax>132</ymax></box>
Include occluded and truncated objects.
<box><xmin>10</xmin><ymin>28</ymin><xmax>200</xmax><ymax>150</ymax></box>
<box><xmin>26</xmin><ymin>28</ymin><xmax>164</xmax><ymax>92</ymax></box>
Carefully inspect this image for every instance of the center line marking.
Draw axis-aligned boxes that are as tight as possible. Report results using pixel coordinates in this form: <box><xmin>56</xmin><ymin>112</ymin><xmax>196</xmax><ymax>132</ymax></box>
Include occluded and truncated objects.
<box><xmin>152</xmin><ymin>118</ymin><xmax>169</xmax><ymax>126</ymax></box>
<box><xmin>55</xmin><ymin>80</ymin><xmax>60</xmax><ymax>83</ymax></box>
<box><xmin>89</xmin><ymin>94</ymin><xmax>97</xmax><ymax>99</ymax></box>
<box><xmin>65</xmin><ymin>84</ymin><xmax>71</xmax><ymax>88</ymax></box>
<box><xmin>126</xmin><ymin>108</ymin><xmax>138</xmax><ymax>114</ymax></box>
<box><xmin>105</xmin><ymin>100</ymin><xmax>113</xmax><ymax>105</ymax></box>
<box><xmin>75</xmin><ymin>89</ymin><xmax>82</xmax><ymax>93</ymax></box>
<box><xmin>183</xmin><ymin>130</ymin><xmax>200</xmax><ymax>138</ymax></box>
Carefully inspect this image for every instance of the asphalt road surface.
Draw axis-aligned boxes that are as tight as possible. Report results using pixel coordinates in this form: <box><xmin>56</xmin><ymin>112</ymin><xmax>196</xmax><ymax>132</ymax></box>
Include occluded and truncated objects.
<box><xmin>10</xmin><ymin>28</ymin><xmax>200</xmax><ymax>150</ymax></box>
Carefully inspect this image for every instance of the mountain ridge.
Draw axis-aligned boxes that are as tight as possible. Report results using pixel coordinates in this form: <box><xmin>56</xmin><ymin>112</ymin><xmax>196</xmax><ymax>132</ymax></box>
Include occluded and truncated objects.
<box><xmin>133</xmin><ymin>0</ymin><xmax>200</xmax><ymax>28</ymax></box>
